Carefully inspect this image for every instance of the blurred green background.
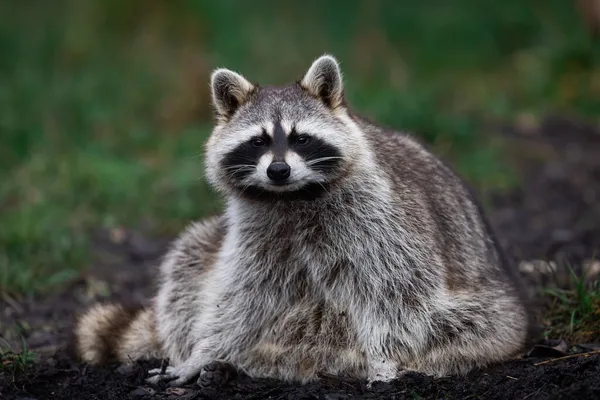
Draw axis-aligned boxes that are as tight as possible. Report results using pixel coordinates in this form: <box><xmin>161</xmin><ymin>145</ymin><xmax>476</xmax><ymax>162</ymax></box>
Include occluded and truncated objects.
<box><xmin>1</xmin><ymin>0</ymin><xmax>599</xmax><ymax>295</ymax></box>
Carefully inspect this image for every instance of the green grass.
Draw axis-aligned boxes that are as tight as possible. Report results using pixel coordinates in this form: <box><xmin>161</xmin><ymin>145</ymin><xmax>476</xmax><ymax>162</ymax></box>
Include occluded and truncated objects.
<box><xmin>0</xmin><ymin>338</ymin><xmax>37</xmax><ymax>375</ymax></box>
<box><xmin>542</xmin><ymin>265</ymin><xmax>600</xmax><ymax>343</ymax></box>
<box><xmin>1</xmin><ymin>0</ymin><xmax>599</xmax><ymax>295</ymax></box>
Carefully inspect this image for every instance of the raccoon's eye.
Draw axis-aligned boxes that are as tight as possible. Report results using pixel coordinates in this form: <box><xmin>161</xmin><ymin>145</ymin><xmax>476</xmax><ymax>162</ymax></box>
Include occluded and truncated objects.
<box><xmin>251</xmin><ymin>137</ymin><xmax>267</xmax><ymax>147</ymax></box>
<box><xmin>295</xmin><ymin>135</ymin><xmax>311</xmax><ymax>146</ymax></box>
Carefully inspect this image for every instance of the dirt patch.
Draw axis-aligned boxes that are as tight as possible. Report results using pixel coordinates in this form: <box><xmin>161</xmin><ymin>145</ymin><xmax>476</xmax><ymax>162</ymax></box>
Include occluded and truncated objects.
<box><xmin>2</xmin><ymin>115</ymin><xmax>600</xmax><ymax>399</ymax></box>
<box><xmin>2</xmin><ymin>352</ymin><xmax>600</xmax><ymax>400</ymax></box>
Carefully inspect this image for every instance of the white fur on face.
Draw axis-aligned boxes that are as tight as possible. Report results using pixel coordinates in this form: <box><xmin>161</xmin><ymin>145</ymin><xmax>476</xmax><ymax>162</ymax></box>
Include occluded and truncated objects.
<box><xmin>286</xmin><ymin>152</ymin><xmax>316</xmax><ymax>182</ymax></box>
<box><xmin>252</xmin><ymin>152</ymin><xmax>273</xmax><ymax>186</ymax></box>
<box><xmin>244</xmin><ymin>151</ymin><xmax>325</xmax><ymax>192</ymax></box>
<box><xmin>206</xmin><ymin>107</ymin><xmax>370</xmax><ymax>194</ymax></box>
<box><xmin>216</xmin><ymin>124</ymin><xmax>263</xmax><ymax>155</ymax></box>
<box><xmin>288</xmin><ymin>113</ymin><xmax>366</xmax><ymax>163</ymax></box>
<box><xmin>208</xmin><ymin>120</ymin><xmax>277</xmax><ymax>167</ymax></box>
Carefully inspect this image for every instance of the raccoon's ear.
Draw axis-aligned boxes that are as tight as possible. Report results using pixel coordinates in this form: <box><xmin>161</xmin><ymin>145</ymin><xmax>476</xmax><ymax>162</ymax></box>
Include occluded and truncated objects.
<box><xmin>210</xmin><ymin>69</ymin><xmax>256</xmax><ymax>121</ymax></box>
<box><xmin>300</xmin><ymin>55</ymin><xmax>344</xmax><ymax>109</ymax></box>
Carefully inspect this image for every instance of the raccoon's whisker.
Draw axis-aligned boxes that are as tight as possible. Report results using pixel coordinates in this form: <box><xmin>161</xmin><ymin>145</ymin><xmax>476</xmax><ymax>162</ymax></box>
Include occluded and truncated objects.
<box><xmin>237</xmin><ymin>184</ymin><xmax>252</xmax><ymax>199</ymax></box>
<box><xmin>314</xmin><ymin>181</ymin><xmax>330</xmax><ymax>194</ymax></box>
<box><xmin>235</xmin><ymin>179</ymin><xmax>259</xmax><ymax>199</ymax></box>
<box><xmin>223</xmin><ymin>165</ymin><xmax>255</xmax><ymax>171</ymax></box>
<box><xmin>223</xmin><ymin>168</ymin><xmax>254</xmax><ymax>176</ymax></box>
<box><xmin>223</xmin><ymin>166</ymin><xmax>256</xmax><ymax>176</ymax></box>
<box><xmin>234</xmin><ymin>156</ymin><xmax>261</xmax><ymax>163</ymax></box>
<box><xmin>306</xmin><ymin>157</ymin><xmax>343</xmax><ymax>166</ymax></box>
<box><xmin>223</xmin><ymin>164</ymin><xmax>255</xmax><ymax>168</ymax></box>
<box><xmin>224</xmin><ymin>172</ymin><xmax>254</xmax><ymax>181</ymax></box>
<box><xmin>304</xmin><ymin>147</ymin><xmax>333</xmax><ymax>160</ymax></box>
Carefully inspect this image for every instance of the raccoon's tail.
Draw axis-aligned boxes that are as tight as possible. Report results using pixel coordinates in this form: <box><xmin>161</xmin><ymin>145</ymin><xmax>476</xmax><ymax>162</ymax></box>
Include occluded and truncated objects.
<box><xmin>73</xmin><ymin>302</ymin><xmax>163</xmax><ymax>364</ymax></box>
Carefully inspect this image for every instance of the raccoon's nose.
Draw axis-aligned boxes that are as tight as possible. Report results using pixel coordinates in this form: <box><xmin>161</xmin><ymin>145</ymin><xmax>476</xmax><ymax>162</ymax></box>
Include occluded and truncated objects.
<box><xmin>267</xmin><ymin>162</ymin><xmax>291</xmax><ymax>183</ymax></box>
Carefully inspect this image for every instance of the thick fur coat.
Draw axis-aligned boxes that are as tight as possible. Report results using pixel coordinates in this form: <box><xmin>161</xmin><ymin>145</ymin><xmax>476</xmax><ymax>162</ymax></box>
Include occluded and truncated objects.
<box><xmin>74</xmin><ymin>55</ymin><xmax>533</xmax><ymax>387</ymax></box>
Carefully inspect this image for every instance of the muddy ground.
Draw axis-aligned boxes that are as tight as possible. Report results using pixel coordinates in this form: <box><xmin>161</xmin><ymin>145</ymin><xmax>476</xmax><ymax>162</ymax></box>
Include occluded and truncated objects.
<box><xmin>2</xmin><ymin>115</ymin><xmax>600</xmax><ymax>399</ymax></box>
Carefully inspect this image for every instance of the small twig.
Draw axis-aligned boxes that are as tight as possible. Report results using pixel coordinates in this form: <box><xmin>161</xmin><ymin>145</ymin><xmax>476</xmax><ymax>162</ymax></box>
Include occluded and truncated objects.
<box><xmin>506</xmin><ymin>375</ymin><xmax>518</xmax><ymax>380</ymax></box>
<box><xmin>533</xmin><ymin>349</ymin><xmax>600</xmax><ymax>366</ymax></box>
<box><xmin>160</xmin><ymin>357</ymin><xmax>170</xmax><ymax>374</ymax></box>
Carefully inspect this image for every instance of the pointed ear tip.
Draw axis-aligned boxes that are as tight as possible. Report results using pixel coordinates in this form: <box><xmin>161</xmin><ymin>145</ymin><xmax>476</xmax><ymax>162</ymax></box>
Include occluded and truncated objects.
<box><xmin>316</xmin><ymin>54</ymin><xmax>340</xmax><ymax>67</ymax></box>
<box><xmin>210</xmin><ymin>68</ymin><xmax>254</xmax><ymax>91</ymax></box>
<box><xmin>210</xmin><ymin>68</ymin><xmax>232</xmax><ymax>83</ymax></box>
<box><xmin>319</xmin><ymin>53</ymin><xmax>337</xmax><ymax>60</ymax></box>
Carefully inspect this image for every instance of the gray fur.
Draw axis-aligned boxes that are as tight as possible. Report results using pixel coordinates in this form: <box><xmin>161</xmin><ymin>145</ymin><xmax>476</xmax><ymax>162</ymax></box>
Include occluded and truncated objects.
<box><xmin>76</xmin><ymin>55</ymin><xmax>532</xmax><ymax>387</ymax></box>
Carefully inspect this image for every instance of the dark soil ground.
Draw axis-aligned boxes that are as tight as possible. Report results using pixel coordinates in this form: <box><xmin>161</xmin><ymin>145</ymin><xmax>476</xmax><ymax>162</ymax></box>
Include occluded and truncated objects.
<box><xmin>2</xmin><ymin>115</ymin><xmax>600</xmax><ymax>400</ymax></box>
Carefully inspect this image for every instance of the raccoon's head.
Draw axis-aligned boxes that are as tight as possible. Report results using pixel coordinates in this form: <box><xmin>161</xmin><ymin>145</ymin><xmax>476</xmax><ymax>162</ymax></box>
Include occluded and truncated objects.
<box><xmin>205</xmin><ymin>55</ymin><xmax>369</xmax><ymax>201</ymax></box>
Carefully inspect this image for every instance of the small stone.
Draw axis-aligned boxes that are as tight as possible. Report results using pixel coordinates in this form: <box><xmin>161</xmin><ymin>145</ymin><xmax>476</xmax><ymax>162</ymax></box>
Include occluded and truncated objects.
<box><xmin>166</xmin><ymin>387</ymin><xmax>188</xmax><ymax>396</ymax></box>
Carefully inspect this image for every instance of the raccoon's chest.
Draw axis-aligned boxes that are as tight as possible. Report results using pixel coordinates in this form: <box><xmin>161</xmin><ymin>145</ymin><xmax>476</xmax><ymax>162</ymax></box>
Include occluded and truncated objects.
<box><xmin>245</xmin><ymin>297</ymin><xmax>366</xmax><ymax>378</ymax></box>
<box><xmin>234</xmin><ymin>200</ymin><xmax>402</xmax><ymax>287</ymax></box>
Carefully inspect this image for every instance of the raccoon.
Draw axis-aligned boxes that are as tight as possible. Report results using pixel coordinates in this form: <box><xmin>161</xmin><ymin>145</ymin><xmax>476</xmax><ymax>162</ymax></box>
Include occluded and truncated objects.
<box><xmin>74</xmin><ymin>55</ymin><xmax>534</xmax><ymax>387</ymax></box>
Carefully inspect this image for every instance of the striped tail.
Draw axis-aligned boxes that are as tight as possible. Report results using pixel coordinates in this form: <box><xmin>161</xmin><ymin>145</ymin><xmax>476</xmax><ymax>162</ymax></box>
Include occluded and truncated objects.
<box><xmin>74</xmin><ymin>303</ymin><xmax>163</xmax><ymax>364</ymax></box>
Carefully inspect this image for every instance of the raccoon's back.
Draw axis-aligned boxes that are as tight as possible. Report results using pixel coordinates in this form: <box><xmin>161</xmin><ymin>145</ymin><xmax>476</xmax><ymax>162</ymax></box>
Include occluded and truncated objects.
<box><xmin>361</xmin><ymin>118</ymin><xmax>535</xmax><ymax>334</ymax></box>
<box><xmin>362</xmin><ymin>119</ymin><xmax>524</xmax><ymax>285</ymax></box>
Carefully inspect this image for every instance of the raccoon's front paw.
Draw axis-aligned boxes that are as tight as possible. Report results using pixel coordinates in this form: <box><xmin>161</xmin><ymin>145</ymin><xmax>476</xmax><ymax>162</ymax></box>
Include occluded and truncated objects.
<box><xmin>147</xmin><ymin>366</ymin><xmax>176</xmax><ymax>384</ymax></box>
<box><xmin>146</xmin><ymin>364</ymin><xmax>202</xmax><ymax>387</ymax></box>
<box><xmin>197</xmin><ymin>360</ymin><xmax>236</xmax><ymax>388</ymax></box>
<box><xmin>366</xmin><ymin>359</ymin><xmax>399</xmax><ymax>387</ymax></box>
